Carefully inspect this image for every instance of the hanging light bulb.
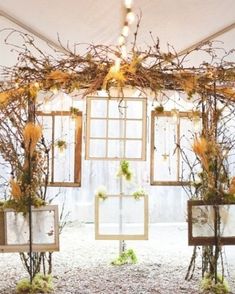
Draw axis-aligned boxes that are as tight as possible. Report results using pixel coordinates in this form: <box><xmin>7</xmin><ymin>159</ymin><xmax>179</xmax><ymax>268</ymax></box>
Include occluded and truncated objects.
<box><xmin>118</xmin><ymin>35</ymin><xmax>125</xmax><ymax>46</ymax></box>
<box><xmin>126</xmin><ymin>11</ymin><xmax>135</xmax><ymax>24</ymax></box>
<box><xmin>122</xmin><ymin>25</ymin><xmax>129</xmax><ymax>37</ymax></box>
<box><xmin>124</xmin><ymin>0</ymin><xmax>133</xmax><ymax>9</ymax></box>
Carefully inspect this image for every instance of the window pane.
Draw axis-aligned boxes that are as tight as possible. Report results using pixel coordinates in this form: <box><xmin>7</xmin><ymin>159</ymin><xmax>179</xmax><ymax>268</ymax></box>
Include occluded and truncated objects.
<box><xmin>153</xmin><ymin>116</ymin><xmax>178</xmax><ymax>181</ymax></box>
<box><xmin>126</xmin><ymin>100</ymin><xmax>143</xmax><ymax>119</ymax></box>
<box><xmin>107</xmin><ymin>140</ymin><xmax>124</xmax><ymax>158</ymax></box>
<box><xmin>90</xmin><ymin>119</ymin><xmax>107</xmax><ymax>138</ymax></box>
<box><xmin>125</xmin><ymin>140</ymin><xmax>142</xmax><ymax>158</ymax></box>
<box><xmin>90</xmin><ymin>99</ymin><xmax>107</xmax><ymax>118</ymax></box>
<box><xmin>108</xmin><ymin>120</ymin><xmax>124</xmax><ymax>138</ymax></box>
<box><xmin>126</xmin><ymin>120</ymin><xmax>142</xmax><ymax>138</ymax></box>
<box><xmin>89</xmin><ymin>139</ymin><xmax>106</xmax><ymax>158</ymax></box>
<box><xmin>108</xmin><ymin>100</ymin><xmax>124</xmax><ymax>118</ymax></box>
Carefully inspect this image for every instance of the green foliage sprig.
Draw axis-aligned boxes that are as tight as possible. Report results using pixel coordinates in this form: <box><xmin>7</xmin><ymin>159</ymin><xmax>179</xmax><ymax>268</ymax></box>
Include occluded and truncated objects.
<box><xmin>111</xmin><ymin>249</ymin><xmax>137</xmax><ymax>266</ymax></box>
<box><xmin>132</xmin><ymin>188</ymin><xmax>147</xmax><ymax>200</ymax></box>
<box><xmin>117</xmin><ymin>160</ymin><xmax>133</xmax><ymax>181</ymax></box>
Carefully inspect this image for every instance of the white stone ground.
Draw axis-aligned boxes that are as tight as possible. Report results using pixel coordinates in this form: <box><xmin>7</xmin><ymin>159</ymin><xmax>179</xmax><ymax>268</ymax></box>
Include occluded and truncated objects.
<box><xmin>0</xmin><ymin>223</ymin><xmax>235</xmax><ymax>293</ymax></box>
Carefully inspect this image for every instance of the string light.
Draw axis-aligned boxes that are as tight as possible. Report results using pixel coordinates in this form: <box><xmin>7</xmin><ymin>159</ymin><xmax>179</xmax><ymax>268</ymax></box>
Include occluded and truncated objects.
<box><xmin>113</xmin><ymin>0</ymin><xmax>135</xmax><ymax>70</ymax></box>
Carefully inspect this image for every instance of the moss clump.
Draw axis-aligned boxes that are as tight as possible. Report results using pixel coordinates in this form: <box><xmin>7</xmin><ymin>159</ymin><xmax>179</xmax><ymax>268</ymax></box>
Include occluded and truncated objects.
<box><xmin>16</xmin><ymin>274</ymin><xmax>53</xmax><ymax>293</ymax></box>
<box><xmin>111</xmin><ymin>249</ymin><xmax>137</xmax><ymax>266</ymax></box>
<box><xmin>132</xmin><ymin>189</ymin><xmax>147</xmax><ymax>200</ymax></box>
<box><xmin>117</xmin><ymin>160</ymin><xmax>133</xmax><ymax>181</ymax></box>
<box><xmin>154</xmin><ymin>105</ymin><xmax>164</xmax><ymax>113</ymax></box>
<box><xmin>201</xmin><ymin>274</ymin><xmax>229</xmax><ymax>294</ymax></box>
<box><xmin>3</xmin><ymin>196</ymin><xmax>45</xmax><ymax>214</ymax></box>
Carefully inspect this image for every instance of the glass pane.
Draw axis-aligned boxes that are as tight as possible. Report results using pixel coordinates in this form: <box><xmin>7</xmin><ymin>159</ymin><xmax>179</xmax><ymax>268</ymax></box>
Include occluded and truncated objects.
<box><xmin>98</xmin><ymin>196</ymin><xmax>145</xmax><ymax>236</ymax></box>
<box><xmin>90</xmin><ymin>119</ymin><xmax>107</xmax><ymax>138</ymax></box>
<box><xmin>54</xmin><ymin>116</ymin><xmax>76</xmax><ymax>182</ymax></box>
<box><xmin>125</xmin><ymin>140</ymin><xmax>142</xmax><ymax>159</ymax></box>
<box><xmin>179</xmin><ymin>117</ymin><xmax>198</xmax><ymax>181</ymax></box>
<box><xmin>107</xmin><ymin>140</ymin><xmax>125</xmax><ymax>158</ymax></box>
<box><xmin>153</xmin><ymin>116</ymin><xmax>178</xmax><ymax>181</ymax></box>
<box><xmin>108</xmin><ymin>100</ymin><xmax>124</xmax><ymax>118</ymax></box>
<box><xmin>5</xmin><ymin>210</ymin><xmax>55</xmax><ymax>244</ymax></box>
<box><xmin>89</xmin><ymin>139</ymin><xmax>106</xmax><ymax>158</ymax></box>
<box><xmin>99</xmin><ymin>197</ymin><xmax>120</xmax><ymax>235</ymax></box>
<box><xmin>192</xmin><ymin>205</ymin><xmax>235</xmax><ymax>238</ymax></box>
<box><xmin>122</xmin><ymin>197</ymin><xmax>145</xmax><ymax>234</ymax></box>
<box><xmin>126</xmin><ymin>120</ymin><xmax>142</xmax><ymax>138</ymax></box>
<box><xmin>108</xmin><ymin>120</ymin><xmax>124</xmax><ymax>138</ymax></box>
<box><xmin>33</xmin><ymin>210</ymin><xmax>55</xmax><ymax>244</ymax></box>
<box><xmin>90</xmin><ymin>99</ymin><xmax>107</xmax><ymax>118</ymax></box>
<box><xmin>126</xmin><ymin>100</ymin><xmax>143</xmax><ymax>119</ymax></box>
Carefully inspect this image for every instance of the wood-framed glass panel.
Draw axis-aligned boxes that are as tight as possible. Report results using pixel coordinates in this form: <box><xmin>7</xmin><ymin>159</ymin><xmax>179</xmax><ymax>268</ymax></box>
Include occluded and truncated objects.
<box><xmin>188</xmin><ymin>200</ymin><xmax>235</xmax><ymax>246</ymax></box>
<box><xmin>0</xmin><ymin>205</ymin><xmax>59</xmax><ymax>252</ymax></box>
<box><xmin>95</xmin><ymin>194</ymin><xmax>148</xmax><ymax>240</ymax></box>
<box><xmin>37</xmin><ymin>111</ymin><xmax>82</xmax><ymax>187</ymax></box>
<box><xmin>86</xmin><ymin>96</ymin><xmax>147</xmax><ymax>160</ymax></box>
<box><xmin>150</xmin><ymin>111</ymin><xmax>200</xmax><ymax>185</ymax></box>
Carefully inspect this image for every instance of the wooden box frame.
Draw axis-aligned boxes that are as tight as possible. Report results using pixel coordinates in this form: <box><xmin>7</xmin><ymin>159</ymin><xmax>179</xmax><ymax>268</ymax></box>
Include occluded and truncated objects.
<box><xmin>0</xmin><ymin>205</ymin><xmax>59</xmax><ymax>252</ymax></box>
<box><xmin>85</xmin><ymin>96</ymin><xmax>147</xmax><ymax>160</ymax></box>
<box><xmin>37</xmin><ymin>111</ymin><xmax>82</xmax><ymax>187</ymax></box>
<box><xmin>188</xmin><ymin>200</ymin><xmax>235</xmax><ymax>246</ymax></box>
<box><xmin>95</xmin><ymin>194</ymin><xmax>148</xmax><ymax>240</ymax></box>
<box><xmin>150</xmin><ymin>110</ymin><xmax>198</xmax><ymax>186</ymax></box>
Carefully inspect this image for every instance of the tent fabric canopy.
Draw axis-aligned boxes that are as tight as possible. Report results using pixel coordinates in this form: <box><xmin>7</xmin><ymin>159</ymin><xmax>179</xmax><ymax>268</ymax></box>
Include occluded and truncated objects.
<box><xmin>0</xmin><ymin>0</ymin><xmax>235</xmax><ymax>67</ymax></box>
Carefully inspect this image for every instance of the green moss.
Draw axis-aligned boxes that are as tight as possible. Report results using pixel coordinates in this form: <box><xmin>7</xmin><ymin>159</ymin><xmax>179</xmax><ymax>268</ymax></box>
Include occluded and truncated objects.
<box><xmin>132</xmin><ymin>189</ymin><xmax>147</xmax><ymax>200</ymax></box>
<box><xmin>117</xmin><ymin>160</ymin><xmax>133</xmax><ymax>181</ymax></box>
<box><xmin>3</xmin><ymin>196</ymin><xmax>45</xmax><ymax>214</ymax></box>
<box><xmin>154</xmin><ymin>105</ymin><xmax>164</xmax><ymax>113</ymax></box>
<box><xmin>16</xmin><ymin>274</ymin><xmax>53</xmax><ymax>293</ymax></box>
<box><xmin>111</xmin><ymin>249</ymin><xmax>137</xmax><ymax>266</ymax></box>
<box><xmin>201</xmin><ymin>274</ymin><xmax>229</xmax><ymax>294</ymax></box>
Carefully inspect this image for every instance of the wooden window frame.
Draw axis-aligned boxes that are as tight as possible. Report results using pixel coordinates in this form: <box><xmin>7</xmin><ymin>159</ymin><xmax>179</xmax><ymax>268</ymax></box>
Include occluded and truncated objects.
<box><xmin>150</xmin><ymin>110</ymin><xmax>197</xmax><ymax>186</ymax></box>
<box><xmin>0</xmin><ymin>205</ymin><xmax>59</xmax><ymax>252</ymax></box>
<box><xmin>188</xmin><ymin>200</ymin><xmax>235</xmax><ymax>246</ymax></box>
<box><xmin>37</xmin><ymin>111</ymin><xmax>82</xmax><ymax>187</ymax></box>
<box><xmin>85</xmin><ymin>96</ymin><xmax>147</xmax><ymax>161</ymax></box>
<box><xmin>95</xmin><ymin>194</ymin><xmax>149</xmax><ymax>240</ymax></box>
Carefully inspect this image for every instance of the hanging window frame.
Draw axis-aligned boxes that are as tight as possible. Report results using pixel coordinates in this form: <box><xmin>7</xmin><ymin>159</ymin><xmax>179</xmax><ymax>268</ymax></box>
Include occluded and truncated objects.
<box><xmin>150</xmin><ymin>110</ymin><xmax>199</xmax><ymax>186</ymax></box>
<box><xmin>85</xmin><ymin>96</ymin><xmax>147</xmax><ymax>160</ymax></box>
<box><xmin>95</xmin><ymin>194</ymin><xmax>149</xmax><ymax>240</ymax></box>
<box><xmin>188</xmin><ymin>200</ymin><xmax>235</xmax><ymax>246</ymax></box>
<box><xmin>0</xmin><ymin>205</ymin><xmax>59</xmax><ymax>252</ymax></box>
<box><xmin>37</xmin><ymin>111</ymin><xmax>82</xmax><ymax>187</ymax></box>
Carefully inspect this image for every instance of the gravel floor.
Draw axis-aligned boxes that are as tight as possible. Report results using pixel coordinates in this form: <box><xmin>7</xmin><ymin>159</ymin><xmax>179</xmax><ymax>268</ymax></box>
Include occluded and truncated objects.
<box><xmin>0</xmin><ymin>223</ymin><xmax>235</xmax><ymax>293</ymax></box>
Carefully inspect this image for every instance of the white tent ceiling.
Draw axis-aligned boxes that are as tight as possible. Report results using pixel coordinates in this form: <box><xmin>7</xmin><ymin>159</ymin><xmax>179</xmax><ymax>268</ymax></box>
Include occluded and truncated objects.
<box><xmin>0</xmin><ymin>0</ymin><xmax>235</xmax><ymax>66</ymax></box>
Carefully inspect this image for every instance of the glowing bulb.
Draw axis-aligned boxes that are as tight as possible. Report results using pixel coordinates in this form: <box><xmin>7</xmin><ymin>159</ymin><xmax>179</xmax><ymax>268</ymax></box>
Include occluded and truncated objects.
<box><xmin>122</xmin><ymin>25</ymin><xmax>129</xmax><ymax>37</ymax></box>
<box><xmin>15</xmin><ymin>82</ymin><xmax>19</xmax><ymax>88</ymax></box>
<box><xmin>124</xmin><ymin>0</ymin><xmax>133</xmax><ymax>9</ymax></box>
<box><xmin>126</xmin><ymin>11</ymin><xmax>135</xmax><ymax>24</ymax></box>
<box><xmin>118</xmin><ymin>35</ymin><xmax>125</xmax><ymax>46</ymax></box>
